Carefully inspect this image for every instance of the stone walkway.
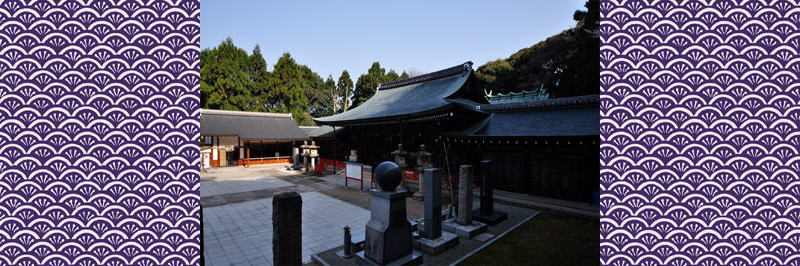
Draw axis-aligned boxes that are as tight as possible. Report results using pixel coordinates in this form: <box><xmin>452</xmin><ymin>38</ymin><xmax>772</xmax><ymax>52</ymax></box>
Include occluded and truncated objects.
<box><xmin>202</xmin><ymin>165</ymin><xmax>370</xmax><ymax>265</ymax></box>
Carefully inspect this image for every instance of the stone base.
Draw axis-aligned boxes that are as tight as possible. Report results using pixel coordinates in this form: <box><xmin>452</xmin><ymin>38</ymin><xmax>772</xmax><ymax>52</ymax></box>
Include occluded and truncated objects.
<box><xmin>442</xmin><ymin>218</ymin><xmax>487</xmax><ymax>239</ymax></box>
<box><xmin>412</xmin><ymin>192</ymin><xmax>424</xmax><ymax>201</ymax></box>
<box><xmin>412</xmin><ymin>231</ymin><xmax>459</xmax><ymax>255</ymax></box>
<box><xmin>355</xmin><ymin>250</ymin><xmax>422</xmax><ymax>266</ymax></box>
<box><xmin>472</xmin><ymin>209</ymin><xmax>508</xmax><ymax>226</ymax></box>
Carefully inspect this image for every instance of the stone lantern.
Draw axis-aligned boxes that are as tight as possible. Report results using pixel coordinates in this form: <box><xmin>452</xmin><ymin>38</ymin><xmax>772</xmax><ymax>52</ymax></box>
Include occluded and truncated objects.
<box><xmin>300</xmin><ymin>141</ymin><xmax>310</xmax><ymax>171</ymax></box>
<box><xmin>390</xmin><ymin>144</ymin><xmax>409</xmax><ymax>168</ymax></box>
<box><xmin>412</xmin><ymin>144</ymin><xmax>433</xmax><ymax>200</ymax></box>
<box><xmin>308</xmin><ymin>141</ymin><xmax>320</xmax><ymax>171</ymax></box>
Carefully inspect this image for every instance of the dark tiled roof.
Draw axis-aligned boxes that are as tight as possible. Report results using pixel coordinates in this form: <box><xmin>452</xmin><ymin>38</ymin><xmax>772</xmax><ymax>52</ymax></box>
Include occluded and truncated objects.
<box><xmin>315</xmin><ymin>62</ymin><xmax>478</xmax><ymax>125</ymax></box>
<box><xmin>446</xmin><ymin>95</ymin><xmax>600</xmax><ymax>137</ymax></box>
<box><xmin>200</xmin><ymin>109</ymin><xmax>309</xmax><ymax>141</ymax></box>
<box><xmin>300</xmin><ymin>126</ymin><xmax>342</xmax><ymax>138</ymax></box>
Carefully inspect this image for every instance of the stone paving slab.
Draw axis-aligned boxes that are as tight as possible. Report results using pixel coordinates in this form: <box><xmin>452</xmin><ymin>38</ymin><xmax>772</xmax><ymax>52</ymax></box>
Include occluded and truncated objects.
<box><xmin>203</xmin><ymin>191</ymin><xmax>370</xmax><ymax>265</ymax></box>
<box><xmin>201</xmin><ymin>175</ymin><xmax>294</xmax><ymax>197</ymax></box>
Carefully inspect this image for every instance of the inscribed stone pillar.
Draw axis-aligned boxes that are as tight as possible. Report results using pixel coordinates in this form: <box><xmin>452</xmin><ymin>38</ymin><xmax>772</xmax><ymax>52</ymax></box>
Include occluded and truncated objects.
<box><xmin>423</xmin><ymin>168</ymin><xmax>442</xmax><ymax>239</ymax></box>
<box><xmin>472</xmin><ymin>160</ymin><xmax>507</xmax><ymax>226</ymax></box>
<box><xmin>457</xmin><ymin>165</ymin><xmax>474</xmax><ymax>225</ymax></box>
<box><xmin>273</xmin><ymin>192</ymin><xmax>302</xmax><ymax>266</ymax></box>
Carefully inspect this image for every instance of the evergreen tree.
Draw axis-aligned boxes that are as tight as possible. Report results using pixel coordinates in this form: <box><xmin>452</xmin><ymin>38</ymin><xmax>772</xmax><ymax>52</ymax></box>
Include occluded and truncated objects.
<box><xmin>336</xmin><ymin>70</ymin><xmax>354</xmax><ymax>112</ymax></box>
<box><xmin>247</xmin><ymin>45</ymin><xmax>270</xmax><ymax>111</ymax></box>
<box><xmin>199</xmin><ymin>37</ymin><xmax>253</xmax><ymax>111</ymax></box>
<box><xmin>352</xmin><ymin>62</ymin><xmax>386</xmax><ymax>108</ymax></box>
<box><xmin>267</xmin><ymin>52</ymin><xmax>312</xmax><ymax>124</ymax></box>
<box><xmin>400</xmin><ymin>71</ymin><xmax>410</xmax><ymax>80</ymax></box>
<box><xmin>302</xmin><ymin>65</ymin><xmax>330</xmax><ymax>118</ymax></box>
<box><xmin>385</xmin><ymin>69</ymin><xmax>400</xmax><ymax>82</ymax></box>
<box><xmin>324</xmin><ymin>75</ymin><xmax>337</xmax><ymax>114</ymax></box>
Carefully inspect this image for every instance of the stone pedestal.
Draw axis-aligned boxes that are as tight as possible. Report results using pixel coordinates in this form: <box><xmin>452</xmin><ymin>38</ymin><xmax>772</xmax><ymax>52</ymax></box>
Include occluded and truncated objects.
<box><xmin>412</xmin><ymin>169</ymin><xmax>459</xmax><ymax>255</ymax></box>
<box><xmin>357</xmin><ymin>189</ymin><xmax>422</xmax><ymax>265</ymax></box>
<box><xmin>357</xmin><ymin>161</ymin><xmax>422</xmax><ymax>266</ymax></box>
<box><xmin>412</xmin><ymin>231</ymin><xmax>459</xmax><ymax>255</ymax></box>
<box><xmin>472</xmin><ymin>160</ymin><xmax>507</xmax><ymax>226</ymax></box>
<box><xmin>443</xmin><ymin>218</ymin><xmax>487</xmax><ymax>239</ymax></box>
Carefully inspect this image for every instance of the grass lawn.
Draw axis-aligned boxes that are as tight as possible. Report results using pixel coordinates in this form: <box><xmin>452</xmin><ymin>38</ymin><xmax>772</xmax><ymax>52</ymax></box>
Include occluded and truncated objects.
<box><xmin>460</xmin><ymin>213</ymin><xmax>598</xmax><ymax>266</ymax></box>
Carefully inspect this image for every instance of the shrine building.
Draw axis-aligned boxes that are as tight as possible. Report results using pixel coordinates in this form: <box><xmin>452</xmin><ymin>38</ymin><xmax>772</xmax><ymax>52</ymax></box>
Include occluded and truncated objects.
<box><xmin>313</xmin><ymin>62</ymin><xmax>599</xmax><ymax>202</ymax></box>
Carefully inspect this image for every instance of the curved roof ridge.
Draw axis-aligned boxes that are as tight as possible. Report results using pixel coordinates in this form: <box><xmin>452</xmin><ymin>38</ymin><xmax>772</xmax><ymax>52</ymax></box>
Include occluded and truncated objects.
<box><xmin>378</xmin><ymin>61</ymin><xmax>473</xmax><ymax>90</ymax></box>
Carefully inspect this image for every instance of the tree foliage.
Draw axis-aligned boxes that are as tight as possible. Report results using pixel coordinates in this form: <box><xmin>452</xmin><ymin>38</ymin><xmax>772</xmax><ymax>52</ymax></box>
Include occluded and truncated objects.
<box><xmin>336</xmin><ymin>70</ymin><xmax>354</xmax><ymax>113</ymax></box>
<box><xmin>200</xmin><ymin>38</ymin><xmax>254</xmax><ymax>111</ymax></box>
<box><xmin>474</xmin><ymin>0</ymin><xmax>599</xmax><ymax>98</ymax></box>
<box><xmin>200</xmin><ymin>39</ymin><xmax>334</xmax><ymax>126</ymax></box>
<box><xmin>351</xmin><ymin>62</ymin><xmax>406</xmax><ymax>108</ymax></box>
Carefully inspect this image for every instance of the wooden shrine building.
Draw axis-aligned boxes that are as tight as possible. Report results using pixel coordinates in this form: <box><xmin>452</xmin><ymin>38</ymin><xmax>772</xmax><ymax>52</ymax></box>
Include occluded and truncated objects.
<box><xmin>313</xmin><ymin>62</ymin><xmax>599</xmax><ymax>202</ymax></box>
<box><xmin>200</xmin><ymin>109</ymin><xmax>308</xmax><ymax>168</ymax></box>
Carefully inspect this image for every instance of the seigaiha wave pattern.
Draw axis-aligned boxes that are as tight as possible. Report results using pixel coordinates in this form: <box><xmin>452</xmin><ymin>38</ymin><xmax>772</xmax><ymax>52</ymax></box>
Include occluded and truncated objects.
<box><xmin>0</xmin><ymin>1</ymin><xmax>200</xmax><ymax>265</ymax></box>
<box><xmin>601</xmin><ymin>1</ymin><xmax>800</xmax><ymax>265</ymax></box>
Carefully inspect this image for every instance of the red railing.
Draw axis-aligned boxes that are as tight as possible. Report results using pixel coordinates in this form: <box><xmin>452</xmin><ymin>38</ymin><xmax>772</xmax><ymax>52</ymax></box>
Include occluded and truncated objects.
<box><xmin>401</xmin><ymin>170</ymin><xmax>458</xmax><ymax>187</ymax></box>
<box><xmin>318</xmin><ymin>158</ymin><xmax>458</xmax><ymax>189</ymax></box>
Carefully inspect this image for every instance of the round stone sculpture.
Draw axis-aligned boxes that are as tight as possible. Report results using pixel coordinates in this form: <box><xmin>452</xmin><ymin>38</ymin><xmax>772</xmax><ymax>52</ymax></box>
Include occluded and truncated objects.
<box><xmin>375</xmin><ymin>161</ymin><xmax>402</xmax><ymax>191</ymax></box>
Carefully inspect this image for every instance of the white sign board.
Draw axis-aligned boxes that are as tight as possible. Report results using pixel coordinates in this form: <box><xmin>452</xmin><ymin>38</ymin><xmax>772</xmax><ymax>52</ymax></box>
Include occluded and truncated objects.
<box><xmin>212</xmin><ymin>149</ymin><xmax>218</xmax><ymax>160</ymax></box>
<box><xmin>346</xmin><ymin>162</ymin><xmax>362</xmax><ymax>180</ymax></box>
<box><xmin>202</xmin><ymin>152</ymin><xmax>210</xmax><ymax>168</ymax></box>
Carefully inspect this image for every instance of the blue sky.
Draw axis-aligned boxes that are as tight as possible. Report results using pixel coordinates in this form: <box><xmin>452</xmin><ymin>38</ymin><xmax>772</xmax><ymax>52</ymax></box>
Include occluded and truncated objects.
<box><xmin>201</xmin><ymin>0</ymin><xmax>586</xmax><ymax>79</ymax></box>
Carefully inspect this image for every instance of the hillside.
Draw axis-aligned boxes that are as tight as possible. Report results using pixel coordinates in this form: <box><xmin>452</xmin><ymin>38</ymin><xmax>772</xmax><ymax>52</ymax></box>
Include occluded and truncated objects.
<box><xmin>475</xmin><ymin>0</ymin><xmax>599</xmax><ymax>98</ymax></box>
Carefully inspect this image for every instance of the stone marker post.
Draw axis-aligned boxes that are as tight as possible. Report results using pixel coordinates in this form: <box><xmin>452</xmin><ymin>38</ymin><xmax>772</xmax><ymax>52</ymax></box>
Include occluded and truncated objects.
<box><xmin>423</xmin><ymin>168</ymin><xmax>442</xmax><ymax>239</ymax></box>
<box><xmin>356</xmin><ymin>161</ymin><xmax>422</xmax><ymax>266</ymax></box>
<box><xmin>413</xmin><ymin>168</ymin><xmax>459</xmax><ymax>255</ymax></box>
<box><xmin>472</xmin><ymin>160</ymin><xmax>508</xmax><ymax>226</ymax></box>
<box><xmin>457</xmin><ymin>165</ymin><xmax>473</xmax><ymax>225</ymax></box>
<box><xmin>273</xmin><ymin>192</ymin><xmax>302</xmax><ymax>266</ymax></box>
<box><xmin>479</xmin><ymin>160</ymin><xmax>493</xmax><ymax>215</ymax></box>
<box><xmin>442</xmin><ymin>165</ymin><xmax>487</xmax><ymax>239</ymax></box>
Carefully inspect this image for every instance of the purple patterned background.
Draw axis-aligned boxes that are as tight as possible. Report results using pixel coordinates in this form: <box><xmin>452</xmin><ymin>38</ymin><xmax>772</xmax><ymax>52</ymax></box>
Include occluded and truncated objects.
<box><xmin>601</xmin><ymin>0</ymin><xmax>800</xmax><ymax>265</ymax></box>
<box><xmin>0</xmin><ymin>1</ymin><xmax>200</xmax><ymax>265</ymax></box>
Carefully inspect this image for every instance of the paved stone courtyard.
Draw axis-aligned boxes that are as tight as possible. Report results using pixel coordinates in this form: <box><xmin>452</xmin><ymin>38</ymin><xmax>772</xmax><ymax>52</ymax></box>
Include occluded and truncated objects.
<box><xmin>202</xmin><ymin>165</ymin><xmax>371</xmax><ymax>265</ymax></box>
<box><xmin>201</xmin><ymin>164</ymin><xmax>547</xmax><ymax>266</ymax></box>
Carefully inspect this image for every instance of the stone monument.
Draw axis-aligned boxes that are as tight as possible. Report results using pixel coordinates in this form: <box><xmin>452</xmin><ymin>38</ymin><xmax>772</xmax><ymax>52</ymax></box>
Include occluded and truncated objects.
<box><xmin>413</xmin><ymin>168</ymin><xmax>459</xmax><ymax>255</ymax></box>
<box><xmin>412</xmin><ymin>144</ymin><xmax>433</xmax><ymax>200</ymax></box>
<box><xmin>472</xmin><ymin>160</ymin><xmax>507</xmax><ymax>225</ymax></box>
<box><xmin>300</xmin><ymin>141</ymin><xmax>310</xmax><ymax>171</ymax></box>
<box><xmin>355</xmin><ymin>161</ymin><xmax>422</xmax><ymax>266</ymax></box>
<box><xmin>390</xmin><ymin>144</ymin><xmax>409</xmax><ymax>168</ymax></box>
<box><xmin>273</xmin><ymin>192</ymin><xmax>302</xmax><ymax>265</ymax></box>
<box><xmin>443</xmin><ymin>165</ymin><xmax>487</xmax><ymax>238</ymax></box>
